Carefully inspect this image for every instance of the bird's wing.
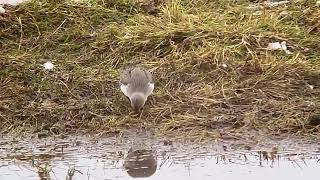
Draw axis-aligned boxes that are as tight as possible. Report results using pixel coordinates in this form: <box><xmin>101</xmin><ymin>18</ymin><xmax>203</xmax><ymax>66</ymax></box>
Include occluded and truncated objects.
<box><xmin>145</xmin><ymin>82</ymin><xmax>154</xmax><ymax>96</ymax></box>
<box><xmin>119</xmin><ymin>67</ymin><xmax>134</xmax><ymax>97</ymax></box>
<box><xmin>119</xmin><ymin>67</ymin><xmax>133</xmax><ymax>85</ymax></box>
<box><xmin>142</xmin><ymin>68</ymin><xmax>154</xmax><ymax>96</ymax></box>
<box><xmin>143</xmin><ymin>68</ymin><xmax>154</xmax><ymax>83</ymax></box>
<box><xmin>120</xmin><ymin>65</ymin><xmax>154</xmax><ymax>96</ymax></box>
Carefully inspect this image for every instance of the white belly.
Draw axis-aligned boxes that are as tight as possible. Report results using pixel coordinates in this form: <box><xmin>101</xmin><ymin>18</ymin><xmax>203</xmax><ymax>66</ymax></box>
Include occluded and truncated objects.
<box><xmin>120</xmin><ymin>83</ymin><xmax>154</xmax><ymax>97</ymax></box>
<box><xmin>120</xmin><ymin>84</ymin><xmax>130</xmax><ymax>97</ymax></box>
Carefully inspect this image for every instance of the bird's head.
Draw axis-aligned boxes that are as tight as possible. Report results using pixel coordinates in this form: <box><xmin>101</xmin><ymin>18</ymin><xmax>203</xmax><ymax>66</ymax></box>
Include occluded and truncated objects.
<box><xmin>130</xmin><ymin>93</ymin><xmax>147</xmax><ymax>112</ymax></box>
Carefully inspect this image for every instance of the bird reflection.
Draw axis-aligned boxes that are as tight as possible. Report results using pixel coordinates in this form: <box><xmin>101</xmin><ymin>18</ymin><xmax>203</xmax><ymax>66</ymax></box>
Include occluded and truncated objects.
<box><xmin>124</xmin><ymin>149</ymin><xmax>157</xmax><ymax>178</ymax></box>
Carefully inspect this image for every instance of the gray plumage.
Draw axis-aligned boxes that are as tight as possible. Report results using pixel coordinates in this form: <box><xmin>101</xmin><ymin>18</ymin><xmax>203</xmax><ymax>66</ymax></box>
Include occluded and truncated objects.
<box><xmin>120</xmin><ymin>65</ymin><xmax>154</xmax><ymax>111</ymax></box>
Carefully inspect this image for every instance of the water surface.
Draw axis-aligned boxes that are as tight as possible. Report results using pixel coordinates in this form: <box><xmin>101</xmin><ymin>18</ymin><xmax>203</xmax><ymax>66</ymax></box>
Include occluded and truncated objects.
<box><xmin>0</xmin><ymin>134</ymin><xmax>319</xmax><ymax>180</ymax></box>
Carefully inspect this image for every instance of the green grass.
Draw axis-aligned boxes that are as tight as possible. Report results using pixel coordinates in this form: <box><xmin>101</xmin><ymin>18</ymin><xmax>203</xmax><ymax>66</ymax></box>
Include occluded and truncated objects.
<box><xmin>0</xmin><ymin>0</ymin><xmax>319</xmax><ymax>138</ymax></box>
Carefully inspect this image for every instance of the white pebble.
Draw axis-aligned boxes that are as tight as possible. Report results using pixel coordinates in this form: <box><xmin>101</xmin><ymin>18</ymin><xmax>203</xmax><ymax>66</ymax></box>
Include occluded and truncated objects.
<box><xmin>0</xmin><ymin>6</ymin><xmax>5</xmax><ymax>14</ymax></box>
<box><xmin>309</xmin><ymin>85</ymin><xmax>314</xmax><ymax>90</ymax></box>
<box><xmin>222</xmin><ymin>64</ymin><xmax>227</xmax><ymax>68</ymax></box>
<box><xmin>43</xmin><ymin>61</ymin><xmax>54</xmax><ymax>70</ymax></box>
<box><xmin>280</xmin><ymin>41</ymin><xmax>287</xmax><ymax>50</ymax></box>
<box><xmin>267</xmin><ymin>42</ymin><xmax>282</xmax><ymax>50</ymax></box>
<box><xmin>267</xmin><ymin>41</ymin><xmax>292</xmax><ymax>54</ymax></box>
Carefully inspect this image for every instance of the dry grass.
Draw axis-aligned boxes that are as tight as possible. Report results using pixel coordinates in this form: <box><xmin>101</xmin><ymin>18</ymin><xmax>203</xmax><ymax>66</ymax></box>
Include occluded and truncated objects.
<box><xmin>0</xmin><ymin>0</ymin><xmax>319</xmax><ymax>138</ymax></box>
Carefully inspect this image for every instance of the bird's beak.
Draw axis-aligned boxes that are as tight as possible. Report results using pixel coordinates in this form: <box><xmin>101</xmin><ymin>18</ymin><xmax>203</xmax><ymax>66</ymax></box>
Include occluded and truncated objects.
<box><xmin>133</xmin><ymin>106</ymin><xmax>143</xmax><ymax>112</ymax></box>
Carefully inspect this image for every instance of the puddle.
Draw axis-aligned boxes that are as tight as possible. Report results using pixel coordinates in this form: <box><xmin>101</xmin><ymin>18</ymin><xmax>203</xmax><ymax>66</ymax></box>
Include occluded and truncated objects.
<box><xmin>0</xmin><ymin>134</ymin><xmax>320</xmax><ymax>180</ymax></box>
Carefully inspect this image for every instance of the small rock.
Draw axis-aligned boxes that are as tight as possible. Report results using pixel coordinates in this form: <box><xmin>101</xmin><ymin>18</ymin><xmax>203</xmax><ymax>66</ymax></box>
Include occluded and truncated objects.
<box><xmin>309</xmin><ymin>85</ymin><xmax>314</xmax><ymax>90</ymax></box>
<box><xmin>267</xmin><ymin>41</ymin><xmax>292</xmax><ymax>54</ymax></box>
<box><xmin>0</xmin><ymin>6</ymin><xmax>5</xmax><ymax>14</ymax></box>
<box><xmin>267</xmin><ymin>42</ymin><xmax>282</xmax><ymax>50</ymax></box>
<box><xmin>43</xmin><ymin>61</ymin><xmax>54</xmax><ymax>70</ymax></box>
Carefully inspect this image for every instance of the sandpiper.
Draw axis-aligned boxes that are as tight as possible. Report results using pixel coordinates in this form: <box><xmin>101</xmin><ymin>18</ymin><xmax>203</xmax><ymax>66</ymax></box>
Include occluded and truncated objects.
<box><xmin>119</xmin><ymin>65</ymin><xmax>154</xmax><ymax>112</ymax></box>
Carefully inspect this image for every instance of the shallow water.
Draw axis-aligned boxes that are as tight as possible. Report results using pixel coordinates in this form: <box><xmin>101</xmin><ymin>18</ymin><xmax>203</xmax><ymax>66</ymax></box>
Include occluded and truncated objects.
<box><xmin>0</xmin><ymin>134</ymin><xmax>320</xmax><ymax>180</ymax></box>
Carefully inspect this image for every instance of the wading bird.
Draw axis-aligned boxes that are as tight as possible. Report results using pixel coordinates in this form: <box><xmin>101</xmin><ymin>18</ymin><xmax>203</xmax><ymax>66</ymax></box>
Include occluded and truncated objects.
<box><xmin>119</xmin><ymin>65</ymin><xmax>154</xmax><ymax>112</ymax></box>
